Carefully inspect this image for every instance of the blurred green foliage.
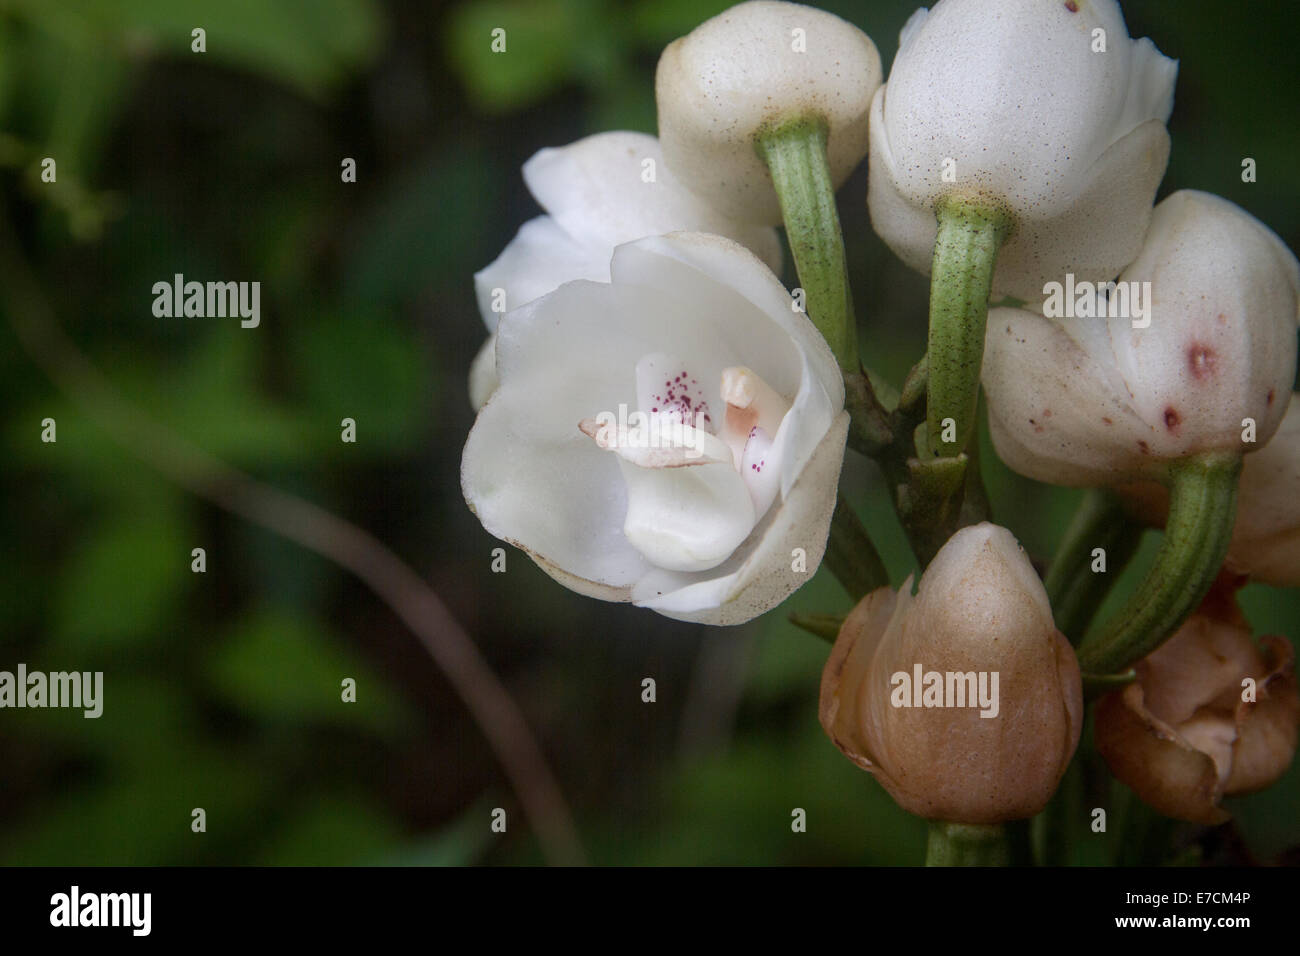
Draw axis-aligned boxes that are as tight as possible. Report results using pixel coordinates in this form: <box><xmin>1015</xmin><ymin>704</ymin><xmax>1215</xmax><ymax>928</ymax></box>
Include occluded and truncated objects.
<box><xmin>0</xmin><ymin>0</ymin><xmax>1296</xmax><ymax>867</ymax></box>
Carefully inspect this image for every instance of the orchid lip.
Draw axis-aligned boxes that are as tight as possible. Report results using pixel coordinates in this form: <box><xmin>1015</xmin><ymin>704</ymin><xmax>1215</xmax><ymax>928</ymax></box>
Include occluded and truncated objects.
<box><xmin>580</xmin><ymin>355</ymin><xmax>794</xmax><ymax>570</ymax></box>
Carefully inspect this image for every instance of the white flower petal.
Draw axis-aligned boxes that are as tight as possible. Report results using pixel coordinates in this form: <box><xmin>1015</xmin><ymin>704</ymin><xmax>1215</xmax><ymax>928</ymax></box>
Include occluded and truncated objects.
<box><xmin>524</xmin><ymin>131</ymin><xmax>784</xmax><ymax>273</ymax></box>
<box><xmin>1226</xmin><ymin>393</ymin><xmax>1300</xmax><ymax>586</ymax></box>
<box><xmin>468</xmin><ymin>334</ymin><xmax>498</xmax><ymax>411</ymax></box>
<box><xmin>618</xmin><ymin>452</ymin><xmax>756</xmax><ymax>573</ymax></box>
<box><xmin>983</xmin><ymin>306</ymin><xmax>1162</xmax><ymax>486</ymax></box>
<box><xmin>633</xmin><ymin>410</ymin><xmax>849</xmax><ymax>624</ymax></box>
<box><xmin>984</xmin><ymin>191</ymin><xmax>1300</xmax><ymax>486</ymax></box>
<box><xmin>1103</xmin><ymin>191</ymin><xmax>1298</xmax><ymax>452</ymax></box>
<box><xmin>473</xmin><ymin>216</ymin><xmax>607</xmax><ymax>333</ymax></box>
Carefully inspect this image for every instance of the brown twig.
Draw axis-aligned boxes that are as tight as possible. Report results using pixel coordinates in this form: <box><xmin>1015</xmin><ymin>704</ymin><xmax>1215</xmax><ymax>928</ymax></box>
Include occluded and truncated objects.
<box><xmin>0</xmin><ymin>203</ymin><xmax>585</xmax><ymax>866</ymax></box>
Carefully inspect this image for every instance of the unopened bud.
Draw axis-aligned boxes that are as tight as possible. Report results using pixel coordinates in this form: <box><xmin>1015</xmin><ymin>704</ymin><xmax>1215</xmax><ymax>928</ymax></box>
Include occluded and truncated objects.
<box><xmin>656</xmin><ymin>1</ymin><xmax>881</xmax><ymax>225</ymax></box>
<box><xmin>819</xmin><ymin>523</ymin><xmax>1083</xmax><ymax>823</ymax></box>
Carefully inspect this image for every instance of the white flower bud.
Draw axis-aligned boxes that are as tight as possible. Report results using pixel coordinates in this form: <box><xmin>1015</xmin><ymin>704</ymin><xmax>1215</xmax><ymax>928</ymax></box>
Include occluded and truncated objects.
<box><xmin>656</xmin><ymin>1</ymin><xmax>881</xmax><ymax>225</ymax></box>
<box><xmin>868</xmin><ymin>0</ymin><xmax>1177</xmax><ymax>302</ymax></box>
<box><xmin>820</xmin><ymin>523</ymin><xmax>1083</xmax><ymax>823</ymax></box>
<box><xmin>983</xmin><ymin>191</ymin><xmax>1300</xmax><ymax>486</ymax></box>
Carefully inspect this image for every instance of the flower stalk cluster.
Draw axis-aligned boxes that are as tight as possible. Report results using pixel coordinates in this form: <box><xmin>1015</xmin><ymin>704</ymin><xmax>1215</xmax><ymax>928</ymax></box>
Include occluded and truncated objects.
<box><xmin>460</xmin><ymin>0</ymin><xmax>1299</xmax><ymax>865</ymax></box>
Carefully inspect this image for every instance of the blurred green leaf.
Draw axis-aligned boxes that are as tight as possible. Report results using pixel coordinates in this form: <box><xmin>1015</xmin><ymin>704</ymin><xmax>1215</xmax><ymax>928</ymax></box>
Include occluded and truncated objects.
<box><xmin>207</xmin><ymin>606</ymin><xmax>409</xmax><ymax>733</ymax></box>
<box><xmin>52</xmin><ymin>503</ymin><xmax>190</xmax><ymax>653</ymax></box>
<box><xmin>291</xmin><ymin>311</ymin><xmax>432</xmax><ymax>455</ymax></box>
<box><xmin>627</xmin><ymin>0</ymin><xmax>731</xmax><ymax>48</ymax></box>
<box><xmin>445</xmin><ymin>0</ymin><xmax>583</xmax><ymax>112</ymax></box>
<box><xmin>10</xmin><ymin>0</ymin><xmax>383</xmax><ymax>97</ymax></box>
<box><xmin>344</xmin><ymin>148</ymin><xmax>499</xmax><ymax>306</ymax></box>
<box><xmin>606</xmin><ymin>719</ymin><xmax>926</xmax><ymax>865</ymax></box>
<box><xmin>254</xmin><ymin>794</ymin><xmax>402</xmax><ymax>865</ymax></box>
<box><xmin>7</xmin><ymin>674</ymin><xmax>199</xmax><ymax>785</ymax></box>
<box><xmin>160</xmin><ymin>333</ymin><xmax>311</xmax><ymax>463</ymax></box>
<box><xmin>2</xmin><ymin>744</ymin><xmax>264</xmax><ymax>865</ymax></box>
<box><xmin>375</xmin><ymin>801</ymin><xmax>494</xmax><ymax>866</ymax></box>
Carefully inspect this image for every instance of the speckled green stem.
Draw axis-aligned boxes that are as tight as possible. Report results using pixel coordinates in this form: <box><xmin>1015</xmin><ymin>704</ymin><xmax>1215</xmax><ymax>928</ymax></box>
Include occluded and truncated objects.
<box><xmin>1077</xmin><ymin>453</ymin><xmax>1241</xmax><ymax>676</ymax></box>
<box><xmin>925</xmin><ymin>197</ymin><xmax>1012</xmax><ymax>457</ymax></box>
<box><xmin>756</xmin><ymin>117</ymin><xmax>856</xmax><ymax>372</ymax></box>
<box><xmin>1045</xmin><ymin>489</ymin><xmax>1144</xmax><ymax>645</ymax></box>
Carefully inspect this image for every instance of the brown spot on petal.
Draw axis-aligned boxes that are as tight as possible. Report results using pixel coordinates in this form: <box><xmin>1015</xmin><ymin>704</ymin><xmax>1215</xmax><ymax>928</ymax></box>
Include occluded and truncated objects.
<box><xmin>1187</xmin><ymin>343</ymin><xmax>1217</xmax><ymax>380</ymax></box>
<box><xmin>1102</xmin><ymin>417</ymin><xmax>1114</xmax><ymax>425</ymax></box>
<box><xmin>1164</xmin><ymin>407</ymin><xmax>1181</xmax><ymax>432</ymax></box>
<box><xmin>1268</xmin><ymin>388</ymin><xmax>1276</xmax><ymax>407</ymax></box>
<box><xmin>1138</xmin><ymin>440</ymin><xmax>1151</xmax><ymax>455</ymax></box>
<box><xmin>1064</xmin><ymin>0</ymin><xmax>1079</xmax><ymax>10</ymax></box>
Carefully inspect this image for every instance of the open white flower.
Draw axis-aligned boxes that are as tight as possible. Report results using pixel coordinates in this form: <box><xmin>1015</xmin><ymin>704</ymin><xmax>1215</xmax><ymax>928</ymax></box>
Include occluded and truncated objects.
<box><xmin>470</xmin><ymin>131</ymin><xmax>782</xmax><ymax>408</ymax></box>
<box><xmin>983</xmin><ymin>191</ymin><xmax>1300</xmax><ymax>487</ymax></box>
<box><xmin>462</xmin><ymin>232</ymin><xmax>848</xmax><ymax>625</ymax></box>
<box><xmin>656</xmin><ymin>0</ymin><xmax>881</xmax><ymax>225</ymax></box>
<box><xmin>868</xmin><ymin>0</ymin><xmax>1177</xmax><ymax>302</ymax></box>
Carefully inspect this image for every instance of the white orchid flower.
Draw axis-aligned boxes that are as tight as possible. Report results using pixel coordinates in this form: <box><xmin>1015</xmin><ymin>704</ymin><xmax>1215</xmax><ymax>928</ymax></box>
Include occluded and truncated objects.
<box><xmin>469</xmin><ymin>131</ymin><xmax>783</xmax><ymax>408</ymax></box>
<box><xmin>462</xmin><ymin>232</ymin><xmax>848</xmax><ymax>625</ymax></box>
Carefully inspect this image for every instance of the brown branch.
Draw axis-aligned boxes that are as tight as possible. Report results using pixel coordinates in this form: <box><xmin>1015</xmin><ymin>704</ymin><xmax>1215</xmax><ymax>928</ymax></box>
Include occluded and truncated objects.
<box><xmin>0</xmin><ymin>203</ymin><xmax>585</xmax><ymax>866</ymax></box>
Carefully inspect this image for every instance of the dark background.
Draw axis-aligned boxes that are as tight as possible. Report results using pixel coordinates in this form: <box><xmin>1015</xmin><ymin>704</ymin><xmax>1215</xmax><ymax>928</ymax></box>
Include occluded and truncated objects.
<box><xmin>0</xmin><ymin>0</ymin><xmax>1296</xmax><ymax>865</ymax></box>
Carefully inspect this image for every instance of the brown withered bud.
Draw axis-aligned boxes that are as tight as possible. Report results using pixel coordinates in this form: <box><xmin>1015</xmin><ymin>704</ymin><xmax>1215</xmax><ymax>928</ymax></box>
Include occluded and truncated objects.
<box><xmin>819</xmin><ymin>523</ymin><xmax>1083</xmax><ymax>824</ymax></box>
<box><xmin>1095</xmin><ymin>580</ymin><xmax>1299</xmax><ymax>824</ymax></box>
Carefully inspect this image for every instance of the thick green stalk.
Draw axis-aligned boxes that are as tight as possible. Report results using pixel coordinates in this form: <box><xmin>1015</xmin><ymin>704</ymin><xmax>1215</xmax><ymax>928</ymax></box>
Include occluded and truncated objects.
<box><xmin>824</xmin><ymin>494</ymin><xmax>890</xmax><ymax>601</ymax></box>
<box><xmin>1044</xmin><ymin>489</ymin><xmax>1145</xmax><ymax>645</ymax></box>
<box><xmin>756</xmin><ymin>117</ymin><xmax>856</xmax><ymax>371</ymax></box>
<box><xmin>926</xmin><ymin>822</ymin><xmax>1010</xmax><ymax>866</ymax></box>
<box><xmin>925</xmin><ymin>197</ymin><xmax>1012</xmax><ymax>456</ymax></box>
<box><xmin>788</xmin><ymin>611</ymin><xmax>845</xmax><ymax>643</ymax></box>
<box><xmin>1077</xmin><ymin>453</ymin><xmax>1241</xmax><ymax>676</ymax></box>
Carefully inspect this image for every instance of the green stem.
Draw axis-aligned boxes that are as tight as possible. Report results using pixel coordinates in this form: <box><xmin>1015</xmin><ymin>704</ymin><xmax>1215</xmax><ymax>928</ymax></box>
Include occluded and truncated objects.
<box><xmin>843</xmin><ymin>367</ymin><xmax>894</xmax><ymax>456</ymax></box>
<box><xmin>756</xmin><ymin>117</ymin><xmax>856</xmax><ymax>372</ymax></box>
<box><xmin>824</xmin><ymin>494</ymin><xmax>890</xmax><ymax>601</ymax></box>
<box><xmin>925</xmin><ymin>197</ymin><xmax>1012</xmax><ymax>456</ymax></box>
<box><xmin>902</xmin><ymin>441</ymin><xmax>968</xmax><ymax>569</ymax></box>
<box><xmin>1044</xmin><ymin>489</ymin><xmax>1144</xmax><ymax>645</ymax></box>
<box><xmin>1077</xmin><ymin>453</ymin><xmax>1241</xmax><ymax>676</ymax></box>
<box><xmin>788</xmin><ymin>611</ymin><xmax>845</xmax><ymax>643</ymax></box>
<box><xmin>925</xmin><ymin>822</ymin><xmax>1010</xmax><ymax>866</ymax></box>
